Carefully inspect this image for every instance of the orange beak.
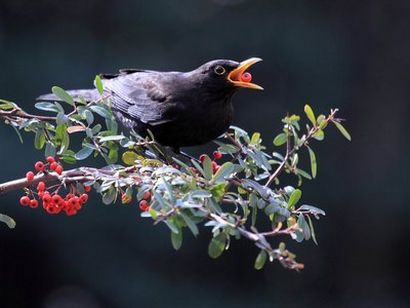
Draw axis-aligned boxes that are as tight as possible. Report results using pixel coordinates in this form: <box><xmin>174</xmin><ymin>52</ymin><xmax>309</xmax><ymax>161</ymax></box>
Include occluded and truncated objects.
<box><xmin>227</xmin><ymin>57</ymin><xmax>263</xmax><ymax>90</ymax></box>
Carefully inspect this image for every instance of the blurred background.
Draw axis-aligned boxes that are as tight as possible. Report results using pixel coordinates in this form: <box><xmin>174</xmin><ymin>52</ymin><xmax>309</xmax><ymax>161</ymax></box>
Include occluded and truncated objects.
<box><xmin>0</xmin><ymin>0</ymin><xmax>409</xmax><ymax>307</ymax></box>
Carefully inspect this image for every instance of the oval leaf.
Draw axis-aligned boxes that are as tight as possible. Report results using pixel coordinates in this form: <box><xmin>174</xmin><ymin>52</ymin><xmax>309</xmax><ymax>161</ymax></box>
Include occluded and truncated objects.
<box><xmin>334</xmin><ymin>121</ymin><xmax>351</xmax><ymax>141</ymax></box>
<box><xmin>171</xmin><ymin>230</ymin><xmax>183</xmax><ymax>250</ymax></box>
<box><xmin>304</xmin><ymin>104</ymin><xmax>316</xmax><ymax>125</ymax></box>
<box><xmin>208</xmin><ymin>233</ymin><xmax>227</xmax><ymax>259</ymax></box>
<box><xmin>95</xmin><ymin>75</ymin><xmax>104</xmax><ymax>95</ymax></box>
<box><xmin>273</xmin><ymin>133</ymin><xmax>287</xmax><ymax>146</ymax></box>
<box><xmin>288</xmin><ymin>189</ymin><xmax>302</xmax><ymax>209</ymax></box>
<box><xmin>307</xmin><ymin>146</ymin><xmax>317</xmax><ymax>178</ymax></box>
<box><xmin>75</xmin><ymin>146</ymin><xmax>94</xmax><ymax>160</ymax></box>
<box><xmin>51</xmin><ymin>86</ymin><xmax>74</xmax><ymax>106</ymax></box>
<box><xmin>254</xmin><ymin>250</ymin><xmax>267</xmax><ymax>270</ymax></box>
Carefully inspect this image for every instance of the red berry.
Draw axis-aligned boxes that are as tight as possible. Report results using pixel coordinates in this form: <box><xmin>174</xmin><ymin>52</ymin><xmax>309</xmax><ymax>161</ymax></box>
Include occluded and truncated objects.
<box><xmin>34</xmin><ymin>161</ymin><xmax>45</xmax><ymax>172</ymax></box>
<box><xmin>55</xmin><ymin>165</ymin><xmax>63</xmax><ymax>175</ymax></box>
<box><xmin>67</xmin><ymin>197</ymin><xmax>77</xmax><ymax>207</ymax></box>
<box><xmin>45</xmin><ymin>205</ymin><xmax>57</xmax><ymax>214</ymax></box>
<box><xmin>42</xmin><ymin>193</ymin><xmax>51</xmax><ymax>203</ymax></box>
<box><xmin>213</xmin><ymin>151</ymin><xmax>223</xmax><ymax>160</ymax></box>
<box><xmin>26</xmin><ymin>171</ymin><xmax>35</xmax><ymax>182</ymax></box>
<box><xmin>142</xmin><ymin>191</ymin><xmax>151</xmax><ymax>200</ymax></box>
<box><xmin>139</xmin><ymin>200</ymin><xmax>149</xmax><ymax>211</ymax></box>
<box><xmin>29</xmin><ymin>199</ymin><xmax>39</xmax><ymax>208</ymax></box>
<box><xmin>199</xmin><ymin>154</ymin><xmax>207</xmax><ymax>163</ymax></box>
<box><xmin>211</xmin><ymin>161</ymin><xmax>220</xmax><ymax>173</ymax></box>
<box><xmin>83</xmin><ymin>185</ymin><xmax>92</xmax><ymax>193</ymax></box>
<box><xmin>79</xmin><ymin>193</ymin><xmax>88</xmax><ymax>204</ymax></box>
<box><xmin>64</xmin><ymin>193</ymin><xmax>73</xmax><ymax>200</ymax></box>
<box><xmin>240</xmin><ymin>72</ymin><xmax>252</xmax><ymax>83</ymax></box>
<box><xmin>46</xmin><ymin>156</ymin><xmax>55</xmax><ymax>163</ymax></box>
<box><xmin>65</xmin><ymin>207</ymin><xmax>77</xmax><ymax>216</ymax></box>
<box><xmin>52</xmin><ymin>194</ymin><xmax>64</xmax><ymax>205</ymax></box>
<box><xmin>19</xmin><ymin>196</ymin><xmax>30</xmax><ymax>206</ymax></box>
<box><xmin>37</xmin><ymin>181</ymin><xmax>46</xmax><ymax>192</ymax></box>
<box><xmin>50</xmin><ymin>162</ymin><xmax>58</xmax><ymax>171</ymax></box>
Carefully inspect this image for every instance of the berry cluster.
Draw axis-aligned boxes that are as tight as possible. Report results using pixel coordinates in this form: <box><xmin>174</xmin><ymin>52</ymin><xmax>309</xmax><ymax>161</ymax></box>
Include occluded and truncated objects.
<box><xmin>25</xmin><ymin>156</ymin><xmax>64</xmax><ymax>182</ymax></box>
<box><xmin>199</xmin><ymin>151</ymin><xmax>224</xmax><ymax>173</ymax></box>
<box><xmin>20</xmin><ymin>157</ymin><xmax>91</xmax><ymax>216</ymax></box>
<box><xmin>139</xmin><ymin>191</ymin><xmax>151</xmax><ymax>212</ymax></box>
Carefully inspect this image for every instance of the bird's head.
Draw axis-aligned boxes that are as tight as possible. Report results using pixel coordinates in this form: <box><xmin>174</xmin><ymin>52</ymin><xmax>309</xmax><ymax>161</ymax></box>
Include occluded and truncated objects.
<box><xmin>192</xmin><ymin>57</ymin><xmax>263</xmax><ymax>93</ymax></box>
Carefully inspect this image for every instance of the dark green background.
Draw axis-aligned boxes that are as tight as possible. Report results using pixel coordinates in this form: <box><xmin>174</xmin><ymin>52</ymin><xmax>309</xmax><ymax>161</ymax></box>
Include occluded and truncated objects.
<box><xmin>1</xmin><ymin>1</ymin><xmax>409</xmax><ymax>307</ymax></box>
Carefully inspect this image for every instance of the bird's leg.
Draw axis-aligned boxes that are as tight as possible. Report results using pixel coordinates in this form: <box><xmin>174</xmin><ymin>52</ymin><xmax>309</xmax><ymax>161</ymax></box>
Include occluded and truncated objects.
<box><xmin>179</xmin><ymin>151</ymin><xmax>199</xmax><ymax>162</ymax></box>
<box><xmin>171</xmin><ymin>147</ymin><xmax>199</xmax><ymax>163</ymax></box>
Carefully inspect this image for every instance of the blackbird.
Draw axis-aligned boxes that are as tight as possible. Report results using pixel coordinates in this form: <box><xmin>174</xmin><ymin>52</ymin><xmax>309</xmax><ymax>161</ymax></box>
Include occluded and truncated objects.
<box><xmin>38</xmin><ymin>58</ymin><xmax>263</xmax><ymax>151</ymax></box>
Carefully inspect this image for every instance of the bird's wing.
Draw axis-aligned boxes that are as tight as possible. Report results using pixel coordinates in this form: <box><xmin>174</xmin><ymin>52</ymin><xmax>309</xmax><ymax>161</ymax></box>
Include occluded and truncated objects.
<box><xmin>103</xmin><ymin>71</ymin><xmax>174</xmax><ymax>125</ymax></box>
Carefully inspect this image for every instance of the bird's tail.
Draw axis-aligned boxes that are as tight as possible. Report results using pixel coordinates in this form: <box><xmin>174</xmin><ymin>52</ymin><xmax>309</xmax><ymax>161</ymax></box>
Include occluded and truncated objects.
<box><xmin>37</xmin><ymin>89</ymin><xmax>101</xmax><ymax>102</ymax></box>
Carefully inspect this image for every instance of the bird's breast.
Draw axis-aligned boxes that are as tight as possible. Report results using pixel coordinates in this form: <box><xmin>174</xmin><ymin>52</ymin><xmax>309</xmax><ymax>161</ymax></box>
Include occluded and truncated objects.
<box><xmin>151</xmin><ymin>96</ymin><xmax>234</xmax><ymax>147</ymax></box>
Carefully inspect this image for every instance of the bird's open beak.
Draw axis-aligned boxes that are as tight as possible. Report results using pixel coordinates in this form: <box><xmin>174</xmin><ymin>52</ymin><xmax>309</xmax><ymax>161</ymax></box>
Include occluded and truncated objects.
<box><xmin>227</xmin><ymin>57</ymin><xmax>263</xmax><ymax>90</ymax></box>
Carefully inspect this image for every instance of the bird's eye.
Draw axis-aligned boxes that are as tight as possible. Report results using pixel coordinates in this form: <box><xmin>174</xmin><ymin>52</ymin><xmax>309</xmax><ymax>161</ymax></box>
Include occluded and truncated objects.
<box><xmin>214</xmin><ymin>65</ymin><xmax>226</xmax><ymax>75</ymax></box>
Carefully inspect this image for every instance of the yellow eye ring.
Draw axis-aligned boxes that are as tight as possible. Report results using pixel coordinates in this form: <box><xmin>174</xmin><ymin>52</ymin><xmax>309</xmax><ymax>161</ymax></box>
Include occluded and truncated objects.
<box><xmin>214</xmin><ymin>65</ymin><xmax>226</xmax><ymax>75</ymax></box>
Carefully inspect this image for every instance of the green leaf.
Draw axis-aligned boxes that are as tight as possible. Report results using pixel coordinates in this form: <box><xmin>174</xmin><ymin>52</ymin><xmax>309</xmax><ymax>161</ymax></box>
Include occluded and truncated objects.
<box><xmin>190</xmin><ymin>159</ymin><xmax>206</xmax><ymax>178</ymax></box>
<box><xmin>108</xmin><ymin>148</ymin><xmax>118</xmax><ymax>163</ymax></box>
<box><xmin>254</xmin><ymin>250</ymin><xmax>267</xmax><ymax>270</ymax></box>
<box><xmin>312</xmin><ymin>129</ymin><xmax>324</xmax><ymax>141</ymax></box>
<box><xmin>250</xmin><ymin>132</ymin><xmax>261</xmax><ymax>145</ymax></box>
<box><xmin>208</xmin><ymin>233</ymin><xmax>227</xmax><ymax>259</ymax></box>
<box><xmin>334</xmin><ymin>121</ymin><xmax>351</xmax><ymax>141</ymax></box>
<box><xmin>180</xmin><ymin>212</ymin><xmax>199</xmax><ymax>236</ymax></box>
<box><xmin>214</xmin><ymin>141</ymin><xmax>239</xmax><ymax>154</ymax></box>
<box><xmin>317</xmin><ymin>114</ymin><xmax>327</xmax><ymax>129</ymax></box>
<box><xmin>212</xmin><ymin>162</ymin><xmax>234</xmax><ymax>183</ymax></box>
<box><xmin>0</xmin><ymin>99</ymin><xmax>14</xmax><ymax>110</ymax></box>
<box><xmin>307</xmin><ymin>146</ymin><xmax>317</xmax><ymax>178</ymax></box>
<box><xmin>202</xmin><ymin>155</ymin><xmax>213</xmax><ymax>180</ymax></box>
<box><xmin>51</xmin><ymin>86</ymin><xmax>74</xmax><ymax>106</ymax></box>
<box><xmin>288</xmin><ymin>189</ymin><xmax>302</xmax><ymax>209</ymax></box>
<box><xmin>0</xmin><ymin>213</ymin><xmax>16</xmax><ymax>229</ymax></box>
<box><xmin>34</xmin><ymin>130</ymin><xmax>46</xmax><ymax>150</ymax></box>
<box><xmin>90</xmin><ymin>105</ymin><xmax>111</xmax><ymax>118</ymax></box>
<box><xmin>75</xmin><ymin>146</ymin><xmax>94</xmax><ymax>160</ymax></box>
<box><xmin>273</xmin><ymin>133</ymin><xmax>287</xmax><ymax>146</ymax></box>
<box><xmin>95</xmin><ymin>75</ymin><xmax>104</xmax><ymax>95</ymax></box>
<box><xmin>165</xmin><ymin>219</ymin><xmax>179</xmax><ymax>234</ymax></box>
<box><xmin>122</xmin><ymin>151</ymin><xmax>139</xmax><ymax>165</ymax></box>
<box><xmin>152</xmin><ymin>190</ymin><xmax>169</xmax><ymax>210</ymax></box>
<box><xmin>296</xmin><ymin>168</ymin><xmax>312</xmax><ymax>180</ymax></box>
<box><xmin>84</xmin><ymin>109</ymin><xmax>94</xmax><ymax>126</ymax></box>
<box><xmin>60</xmin><ymin>154</ymin><xmax>76</xmax><ymax>164</ymax></box>
<box><xmin>171</xmin><ymin>229</ymin><xmax>183</xmax><ymax>250</ymax></box>
<box><xmin>55</xmin><ymin>124</ymin><xmax>70</xmax><ymax>154</ymax></box>
<box><xmin>306</xmin><ymin>215</ymin><xmax>318</xmax><ymax>245</ymax></box>
<box><xmin>298</xmin><ymin>213</ymin><xmax>311</xmax><ymax>241</ymax></box>
<box><xmin>44</xmin><ymin>142</ymin><xmax>56</xmax><ymax>158</ymax></box>
<box><xmin>102</xmin><ymin>187</ymin><xmax>116</xmax><ymax>205</ymax></box>
<box><xmin>91</xmin><ymin>124</ymin><xmax>102</xmax><ymax>135</ymax></box>
<box><xmin>12</xmin><ymin>125</ymin><xmax>23</xmax><ymax>143</ymax></box>
<box><xmin>304</xmin><ymin>104</ymin><xmax>316</xmax><ymax>125</ymax></box>
<box><xmin>149</xmin><ymin>207</ymin><xmax>158</xmax><ymax>220</ymax></box>
<box><xmin>35</xmin><ymin>102</ymin><xmax>60</xmax><ymax>113</ymax></box>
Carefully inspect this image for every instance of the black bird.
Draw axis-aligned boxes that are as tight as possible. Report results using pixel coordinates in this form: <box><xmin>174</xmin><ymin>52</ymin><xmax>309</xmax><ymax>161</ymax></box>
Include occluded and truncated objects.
<box><xmin>38</xmin><ymin>58</ymin><xmax>263</xmax><ymax>151</ymax></box>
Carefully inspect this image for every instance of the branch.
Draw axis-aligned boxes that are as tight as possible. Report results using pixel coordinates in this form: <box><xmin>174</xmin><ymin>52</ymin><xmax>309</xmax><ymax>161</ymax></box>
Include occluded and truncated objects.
<box><xmin>0</xmin><ymin>168</ymin><xmax>101</xmax><ymax>195</ymax></box>
<box><xmin>264</xmin><ymin>108</ymin><xmax>339</xmax><ymax>188</ymax></box>
<box><xmin>0</xmin><ymin>108</ymin><xmax>56</xmax><ymax>122</ymax></box>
